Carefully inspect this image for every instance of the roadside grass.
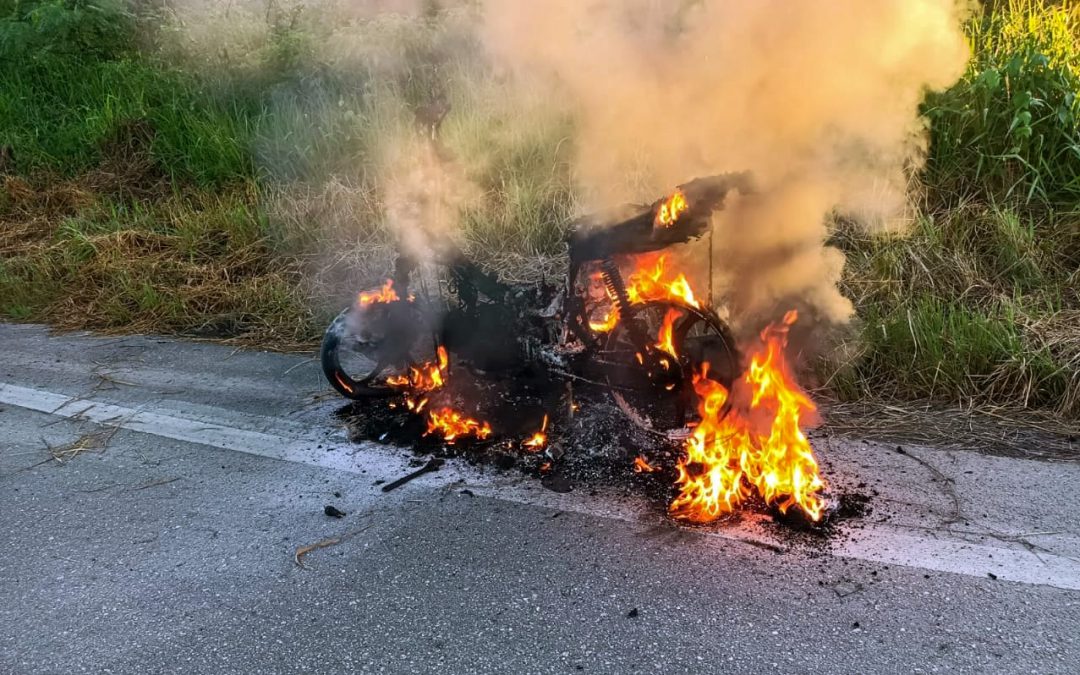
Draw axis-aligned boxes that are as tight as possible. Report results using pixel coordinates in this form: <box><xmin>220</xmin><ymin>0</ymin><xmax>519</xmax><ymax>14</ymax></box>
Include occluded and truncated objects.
<box><xmin>825</xmin><ymin>0</ymin><xmax>1080</xmax><ymax>417</ymax></box>
<box><xmin>0</xmin><ymin>0</ymin><xmax>1078</xmax><ymax>419</ymax></box>
<box><xmin>0</xmin><ymin>46</ymin><xmax>259</xmax><ymax>185</ymax></box>
<box><xmin>0</xmin><ymin>172</ymin><xmax>316</xmax><ymax>344</ymax></box>
<box><xmin>831</xmin><ymin>204</ymin><xmax>1080</xmax><ymax>417</ymax></box>
<box><xmin>923</xmin><ymin>0</ymin><xmax>1080</xmax><ymax>208</ymax></box>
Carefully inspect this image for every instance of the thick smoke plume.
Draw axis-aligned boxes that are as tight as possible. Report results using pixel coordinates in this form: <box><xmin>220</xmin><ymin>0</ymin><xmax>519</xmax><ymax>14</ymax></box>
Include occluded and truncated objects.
<box><xmin>482</xmin><ymin>0</ymin><xmax>972</xmax><ymax>326</ymax></box>
<box><xmin>158</xmin><ymin>0</ymin><xmax>972</xmax><ymax>328</ymax></box>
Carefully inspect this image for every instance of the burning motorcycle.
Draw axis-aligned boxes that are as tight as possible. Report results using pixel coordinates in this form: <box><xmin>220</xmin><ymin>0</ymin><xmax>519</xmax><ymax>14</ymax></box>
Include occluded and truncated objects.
<box><xmin>321</xmin><ymin>173</ymin><xmax>752</xmax><ymax>436</ymax></box>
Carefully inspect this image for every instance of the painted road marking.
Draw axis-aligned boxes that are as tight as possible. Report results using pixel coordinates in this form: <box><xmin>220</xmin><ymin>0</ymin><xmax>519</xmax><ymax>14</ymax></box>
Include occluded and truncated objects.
<box><xmin>2</xmin><ymin>381</ymin><xmax>1078</xmax><ymax>591</ymax></box>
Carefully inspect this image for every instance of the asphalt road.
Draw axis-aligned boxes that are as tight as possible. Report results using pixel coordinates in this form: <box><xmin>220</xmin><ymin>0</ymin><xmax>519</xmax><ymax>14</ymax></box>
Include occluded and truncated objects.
<box><xmin>1</xmin><ymin>324</ymin><xmax>1078</xmax><ymax>674</ymax></box>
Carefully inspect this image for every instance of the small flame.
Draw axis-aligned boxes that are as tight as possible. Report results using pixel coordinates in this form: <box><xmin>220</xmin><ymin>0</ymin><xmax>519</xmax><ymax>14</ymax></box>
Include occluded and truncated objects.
<box><xmin>654</xmin><ymin>188</ymin><xmax>689</xmax><ymax>228</ymax></box>
<box><xmin>333</xmin><ymin>372</ymin><xmax>354</xmax><ymax>395</ymax></box>
<box><xmin>357</xmin><ymin>280</ymin><xmax>400</xmax><ymax>307</ymax></box>
<box><xmin>425</xmin><ymin>407</ymin><xmax>493</xmax><ymax>443</ymax></box>
<box><xmin>669</xmin><ymin>310</ymin><xmax>827</xmax><ymax>524</ymax></box>
<box><xmin>387</xmin><ymin>346</ymin><xmax>449</xmax><ymax>392</ymax></box>
<box><xmin>523</xmin><ymin>414</ymin><xmax>549</xmax><ymax>450</ymax></box>
<box><xmin>626</xmin><ymin>255</ymin><xmax>700</xmax><ymax>309</ymax></box>
<box><xmin>655</xmin><ymin>308</ymin><xmax>681</xmax><ymax>357</ymax></box>
<box><xmin>633</xmin><ymin>455</ymin><xmax>658</xmax><ymax>473</ymax></box>
<box><xmin>588</xmin><ymin>308</ymin><xmax>619</xmax><ymax>333</ymax></box>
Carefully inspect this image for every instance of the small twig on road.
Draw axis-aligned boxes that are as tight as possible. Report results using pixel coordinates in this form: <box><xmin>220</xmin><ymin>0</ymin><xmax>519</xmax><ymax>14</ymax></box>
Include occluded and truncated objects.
<box><xmin>282</xmin><ymin>357</ymin><xmax>318</xmax><ymax>376</ymax></box>
<box><xmin>0</xmin><ymin>456</ymin><xmax>54</xmax><ymax>479</ymax></box>
<box><xmin>989</xmin><ymin>530</ymin><xmax>1065</xmax><ymax>541</ymax></box>
<box><xmin>294</xmin><ymin>523</ymin><xmax>375</xmax><ymax>570</ymax></box>
<box><xmin>294</xmin><ymin>538</ymin><xmax>341</xmax><ymax>570</ymax></box>
<box><xmin>91</xmin><ymin>364</ymin><xmax>139</xmax><ymax>391</ymax></box>
<box><xmin>78</xmin><ymin>483</ymin><xmax>120</xmax><ymax>494</ymax></box>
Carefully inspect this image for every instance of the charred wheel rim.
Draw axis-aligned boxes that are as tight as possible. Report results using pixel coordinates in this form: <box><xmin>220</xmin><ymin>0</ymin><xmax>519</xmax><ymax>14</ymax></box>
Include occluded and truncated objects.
<box><xmin>600</xmin><ymin>301</ymin><xmax>740</xmax><ymax>433</ymax></box>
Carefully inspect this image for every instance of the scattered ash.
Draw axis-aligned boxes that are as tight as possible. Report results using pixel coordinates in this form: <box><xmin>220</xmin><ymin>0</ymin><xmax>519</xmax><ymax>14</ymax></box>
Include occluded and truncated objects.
<box><xmin>336</xmin><ymin>368</ymin><xmax>870</xmax><ymax>540</ymax></box>
<box><xmin>833</xmin><ymin>492</ymin><xmax>873</xmax><ymax>520</ymax></box>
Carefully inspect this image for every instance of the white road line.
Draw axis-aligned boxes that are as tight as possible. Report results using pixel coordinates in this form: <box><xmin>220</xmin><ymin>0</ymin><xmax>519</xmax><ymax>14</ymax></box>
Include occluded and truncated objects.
<box><xmin>0</xmin><ymin>382</ymin><xmax>407</xmax><ymax>478</ymax></box>
<box><xmin>2</xmin><ymin>381</ymin><xmax>1079</xmax><ymax>591</ymax></box>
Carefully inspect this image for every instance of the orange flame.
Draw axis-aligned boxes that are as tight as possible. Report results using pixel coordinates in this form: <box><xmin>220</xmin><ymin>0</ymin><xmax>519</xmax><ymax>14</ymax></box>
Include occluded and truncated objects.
<box><xmin>386</xmin><ymin>347</ymin><xmax>492</xmax><ymax>444</ymax></box>
<box><xmin>626</xmin><ymin>255</ymin><xmax>700</xmax><ymax>309</ymax></box>
<box><xmin>333</xmin><ymin>372</ymin><xmax>354</xmax><ymax>395</ymax></box>
<box><xmin>357</xmin><ymin>280</ymin><xmax>400</xmax><ymax>307</ymax></box>
<box><xmin>387</xmin><ymin>346</ymin><xmax>449</xmax><ymax>392</ymax></box>
<box><xmin>523</xmin><ymin>415</ymin><xmax>549</xmax><ymax>450</ymax></box>
<box><xmin>654</xmin><ymin>188</ymin><xmax>688</xmax><ymax>228</ymax></box>
<box><xmin>655</xmin><ymin>308</ymin><xmax>681</xmax><ymax>357</ymax></box>
<box><xmin>633</xmin><ymin>455</ymin><xmax>658</xmax><ymax>473</ymax></box>
<box><xmin>425</xmin><ymin>407</ymin><xmax>493</xmax><ymax>443</ymax></box>
<box><xmin>669</xmin><ymin>310</ymin><xmax>826</xmax><ymax>523</ymax></box>
<box><xmin>588</xmin><ymin>308</ymin><xmax>619</xmax><ymax>333</ymax></box>
<box><xmin>585</xmin><ymin>256</ymin><xmax>697</xmax><ymax>336</ymax></box>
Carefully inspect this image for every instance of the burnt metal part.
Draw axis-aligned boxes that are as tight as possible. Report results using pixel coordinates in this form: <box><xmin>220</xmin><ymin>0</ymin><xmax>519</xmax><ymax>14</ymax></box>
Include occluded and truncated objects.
<box><xmin>567</xmin><ymin>172</ymin><xmax>753</xmax><ymax>264</ymax></box>
<box><xmin>561</xmin><ymin>174</ymin><xmax>750</xmax><ymax>349</ymax></box>
<box><xmin>322</xmin><ymin>173</ymin><xmax>747</xmax><ymax>436</ymax></box>
<box><xmin>599</xmin><ymin>258</ymin><xmax>631</xmax><ymax>315</ymax></box>
<box><xmin>381</xmin><ymin>458</ymin><xmax>445</xmax><ymax>492</ymax></box>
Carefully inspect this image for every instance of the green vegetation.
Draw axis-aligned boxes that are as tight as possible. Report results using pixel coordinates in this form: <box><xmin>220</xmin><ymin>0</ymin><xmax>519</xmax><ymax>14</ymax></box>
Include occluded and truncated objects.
<box><xmin>924</xmin><ymin>0</ymin><xmax>1080</xmax><ymax>207</ymax></box>
<box><xmin>831</xmin><ymin>0</ymin><xmax>1080</xmax><ymax>417</ymax></box>
<box><xmin>1</xmin><ymin>0</ymin><xmax>1078</xmax><ymax>419</ymax></box>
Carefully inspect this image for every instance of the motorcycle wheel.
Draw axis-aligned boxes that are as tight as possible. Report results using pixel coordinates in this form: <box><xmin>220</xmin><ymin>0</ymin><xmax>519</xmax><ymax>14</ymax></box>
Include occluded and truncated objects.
<box><xmin>320</xmin><ymin>302</ymin><xmax>425</xmax><ymax>399</ymax></box>
<box><xmin>600</xmin><ymin>301</ymin><xmax>740</xmax><ymax>434</ymax></box>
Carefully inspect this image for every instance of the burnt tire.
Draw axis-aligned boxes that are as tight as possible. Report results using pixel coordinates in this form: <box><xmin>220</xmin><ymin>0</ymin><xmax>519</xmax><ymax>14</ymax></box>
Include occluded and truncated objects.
<box><xmin>320</xmin><ymin>306</ymin><xmax>398</xmax><ymax>399</ymax></box>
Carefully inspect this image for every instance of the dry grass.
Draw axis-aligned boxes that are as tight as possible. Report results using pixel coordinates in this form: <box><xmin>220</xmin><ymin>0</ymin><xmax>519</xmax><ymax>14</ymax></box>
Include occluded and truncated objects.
<box><xmin>821</xmin><ymin>398</ymin><xmax>1080</xmax><ymax>461</ymax></box>
<box><xmin>0</xmin><ymin>167</ymin><xmax>319</xmax><ymax>349</ymax></box>
<box><xmin>45</xmin><ymin>427</ymin><xmax>120</xmax><ymax>464</ymax></box>
<box><xmin>829</xmin><ymin>202</ymin><xmax>1080</xmax><ymax>419</ymax></box>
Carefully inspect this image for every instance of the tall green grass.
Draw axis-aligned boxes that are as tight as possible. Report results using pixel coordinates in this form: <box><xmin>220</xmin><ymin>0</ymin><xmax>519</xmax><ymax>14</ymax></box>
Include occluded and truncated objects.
<box><xmin>828</xmin><ymin>0</ymin><xmax>1080</xmax><ymax>416</ymax></box>
<box><xmin>0</xmin><ymin>0</ymin><xmax>270</xmax><ymax>184</ymax></box>
<box><xmin>832</xmin><ymin>204</ymin><xmax>1079</xmax><ymax>415</ymax></box>
<box><xmin>923</xmin><ymin>0</ymin><xmax>1080</xmax><ymax>207</ymax></box>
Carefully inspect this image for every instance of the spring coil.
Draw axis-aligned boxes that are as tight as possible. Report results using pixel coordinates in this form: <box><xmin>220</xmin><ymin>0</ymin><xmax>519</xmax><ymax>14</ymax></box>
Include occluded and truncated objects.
<box><xmin>599</xmin><ymin>258</ymin><xmax>631</xmax><ymax>315</ymax></box>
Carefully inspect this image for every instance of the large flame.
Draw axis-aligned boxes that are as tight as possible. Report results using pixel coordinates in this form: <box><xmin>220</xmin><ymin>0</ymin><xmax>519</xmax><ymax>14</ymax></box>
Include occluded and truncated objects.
<box><xmin>669</xmin><ymin>310</ymin><xmax>826</xmax><ymax>523</ymax></box>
